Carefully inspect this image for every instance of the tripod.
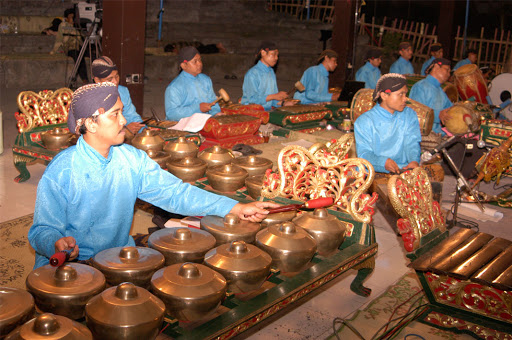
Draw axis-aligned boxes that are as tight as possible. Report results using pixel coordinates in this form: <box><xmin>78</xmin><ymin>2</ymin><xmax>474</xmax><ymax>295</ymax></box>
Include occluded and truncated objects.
<box><xmin>67</xmin><ymin>18</ymin><xmax>102</xmax><ymax>89</ymax></box>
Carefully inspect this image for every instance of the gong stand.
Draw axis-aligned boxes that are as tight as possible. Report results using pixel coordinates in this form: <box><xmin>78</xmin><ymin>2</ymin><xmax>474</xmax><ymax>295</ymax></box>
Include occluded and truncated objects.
<box><xmin>440</xmin><ymin>145</ymin><xmax>485</xmax><ymax>229</ymax></box>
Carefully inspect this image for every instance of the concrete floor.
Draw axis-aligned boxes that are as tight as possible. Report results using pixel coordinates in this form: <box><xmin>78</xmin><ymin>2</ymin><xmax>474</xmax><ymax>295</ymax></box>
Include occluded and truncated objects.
<box><xmin>1</xmin><ymin>74</ymin><xmax>510</xmax><ymax>339</ymax></box>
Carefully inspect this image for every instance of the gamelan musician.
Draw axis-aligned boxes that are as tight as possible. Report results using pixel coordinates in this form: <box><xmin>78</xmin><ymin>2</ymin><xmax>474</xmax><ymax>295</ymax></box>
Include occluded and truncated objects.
<box><xmin>28</xmin><ymin>83</ymin><xmax>278</xmax><ymax>269</ymax></box>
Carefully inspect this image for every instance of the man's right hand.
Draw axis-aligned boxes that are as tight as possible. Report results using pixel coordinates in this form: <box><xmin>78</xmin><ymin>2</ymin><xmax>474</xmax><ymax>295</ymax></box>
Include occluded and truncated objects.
<box><xmin>267</xmin><ymin>91</ymin><xmax>288</xmax><ymax>102</ymax></box>
<box><xmin>54</xmin><ymin>236</ymin><xmax>79</xmax><ymax>261</ymax></box>
<box><xmin>385</xmin><ymin>158</ymin><xmax>400</xmax><ymax>174</ymax></box>
<box><xmin>200</xmin><ymin>102</ymin><xmax>213</xmax><ymax>113</ymax></box>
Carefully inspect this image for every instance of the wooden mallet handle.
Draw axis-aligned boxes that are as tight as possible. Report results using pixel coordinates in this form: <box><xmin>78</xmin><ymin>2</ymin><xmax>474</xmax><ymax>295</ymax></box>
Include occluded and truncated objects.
<box><xmin>267</xmin><ymin>197</ymin><xmax>334</xmax><ymax>214</ymax></box>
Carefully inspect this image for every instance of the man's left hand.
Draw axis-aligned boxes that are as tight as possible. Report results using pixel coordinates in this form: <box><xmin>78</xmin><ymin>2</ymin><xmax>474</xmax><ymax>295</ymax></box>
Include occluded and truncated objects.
<box><xmin>126</xmin><ymin>122</ymin><xmax>145</xmax><ymax>134</ymax></box>
<box><xmin>229</xmin><ymin>202</ymin><xmax>280</xmax><ymax>222</ymax></box>
<box><xmin>439</xmin><ymin>108</ymin><xmax>451</xmax><ymax>125</ymax></box>
<box><xmin>403</xmin><ymin>161</ymin><xmax>420</xmax><ymax>170</ymax></box>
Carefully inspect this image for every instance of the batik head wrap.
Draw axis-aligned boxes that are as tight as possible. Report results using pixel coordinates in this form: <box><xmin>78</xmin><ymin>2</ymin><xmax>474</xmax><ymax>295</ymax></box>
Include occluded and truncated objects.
<box><xmin>317</xmin><ymin>49</ymin><xmax>338</xmax><ymax>63</ymax></box>
<box><xmin>258</xmin><ymin>41</ymin><xmax>277</xmax><ymax>53</ymax></box>
<box><xmin>366</xmin><ymin>48</ymin><xmax>382</xmax><ymax>60</ymax></box>
<box><xmin>425</xmin><ymin>57</ymin><xmax>451</xmax><ymax>75</ymax></box>
<box><xmin>92</xmin><ymin>56</ymin><xmax>117</xmax><ymax>78</ymax></box>
<box><xmin>430</xmin><ymin>43</ymin><xmax>443</xmax><ymax>52</ymax></box>
<box><xmin>398</xmin><ymin>41</ymin><xmax>411</xmax><ymax>51</ymax></box>
<box><xmin>67</xmin><ymin>82</ymin><xmax>119</xmax><ymax>134</ymax></box>
<box><xmin>178</xmin><ymin>46</ymin><xmax>199</xmax><ymax>64</ymax></box>
<box><xmin>372</xmin><ymin>73</ymin><xmax>407</xmax><ymax>101</ymax></box>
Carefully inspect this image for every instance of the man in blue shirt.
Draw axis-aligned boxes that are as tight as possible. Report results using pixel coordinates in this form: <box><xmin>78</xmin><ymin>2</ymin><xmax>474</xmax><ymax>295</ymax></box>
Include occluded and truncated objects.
<box><xmin>409</xmin><ymin>58</ymin><xmax>452</xmax><ymax>135</ymax></box>
<box><xmin>165</xmin><ymin>46</ymin><xmax>221</xmax><ymax>121</ymax></box>
<box><xmin>420</xmin><ymin>43</ymin><xmax>443</xmax><ymax>76</ymax></box>
<box><xmin>453</xmin><ymin>49</ymin><xmax>477</xmax><ymax>71</ymax></box>
<box><xmin>28</xmin><ymin>83</ymin><xmax>278</xmax><ymax>268</ymax></box>
<box><xmin>389</xmin><ymin>41</ymin><xmax>415</xmax><ymax>75</ymax></box>
<box><xmin>92</xmin><ymin>56</ymin><xmax>145</xmax><ymax>134</ymax></box>
<box><xmin>354</xmin><ymin>73</ymin><xmax>421</xmax><ymax>173</ymax></box>
<box><xmin>355</xmin><ymin>48</ymin><xmax>382</xmax><ymax>89</ymax></box>
<box><xmin>242</xmin><ymin>41</ymin><xmax>292</xmax><ymax>111</ymax></box>
<box><xmin>293</xmin><ymin>49</ymin><xmax>339</xmax><ymax>103</ymax></box>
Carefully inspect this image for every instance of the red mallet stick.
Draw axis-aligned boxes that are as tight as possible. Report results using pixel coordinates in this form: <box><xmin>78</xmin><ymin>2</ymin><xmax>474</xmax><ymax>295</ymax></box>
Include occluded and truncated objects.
<box><xmin>49</xmin><ymin>249</ymin><xmax>72</xmax><ymax>267</ymax></box>
<box><xmin>267</xmin><ymin>197</ymin><xmax>334</xmax><ymax>214</ymax></box>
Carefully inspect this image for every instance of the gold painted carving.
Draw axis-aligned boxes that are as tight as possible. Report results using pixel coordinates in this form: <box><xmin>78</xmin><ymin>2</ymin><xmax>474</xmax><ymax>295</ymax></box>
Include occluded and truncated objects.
<box><xmin>15</xmin><ymin>88</ymin><xmax>73</xmax><ymax>133</ymax></box>
<box><xmin>426</xmin><ymin>311</ymin><xmax>512</xmax><ymax>339</ymax></box>
<box><xmin>261</xmin><ymin>136</ymin><xmax>377</xmax><ymax>224</ymax></box>
<box><xmin>387</xmin><ymin>168</ymin><xmax>445</xmax><ymax>252</ymax></box>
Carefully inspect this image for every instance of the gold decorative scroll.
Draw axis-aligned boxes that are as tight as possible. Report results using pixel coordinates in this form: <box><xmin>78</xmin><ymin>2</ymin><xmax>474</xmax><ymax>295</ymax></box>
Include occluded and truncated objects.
<box><xmin>387</xmin><ymin>168</ymin><xmax>446</xmax><ymax>252</ymax></box>
<box><xmin>308</xmin><ymin>134</ymin><xmax>355</xmax><ymax>166</ymax></box>
<box><xmin>15</xmin><ymin>88</ymin><xmax>73</xmax><ymax>133</ymax></box>
<box><xmin>261</xmin><ymin>140</ymin><xmax>377</xmax><ymax>224</ymax></box>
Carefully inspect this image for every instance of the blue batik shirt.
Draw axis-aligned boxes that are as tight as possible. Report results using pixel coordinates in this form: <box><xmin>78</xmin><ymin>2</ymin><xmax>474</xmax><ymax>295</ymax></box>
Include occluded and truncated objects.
<box><xmin>28</xmin><ymin>136</ymin><xmax>237</xmax><ymax>268</ymax></box>
<box><xmin>354</xmin><ymin>103</ymin><xmax>421</xmax><ymax>173</ymax></box>
<box><xmin>409</xmin><ymin>75</ymin><xmax>452</xmax><ymax>135</ymax></box>
<box><xmin>355</xmin><ymin>61</ymin><xmax>381</xmax><ymax>89</ymax></box>
<box><xmin>389</xmin><ymin>57</ymin><xmax>414</xmax><ymax>75</ymax></box>
<box><xmin>242</xmin><ymin>61</ymin><xmax>280</xmax><ymax>111</ymax></box>
<box><xmin>453</xmin><ymin>58</ymin><xmax>471</xmax><ymax>71</ymax></box>
<box><xmin>293</xmin><ymin>64</ymin><xmax>332</xmax><ymax>103</ymax></box>
<box><xmin>164</xmin><ymin>71</ymin><xmax>220</xmax><ymax>121</ymax></box>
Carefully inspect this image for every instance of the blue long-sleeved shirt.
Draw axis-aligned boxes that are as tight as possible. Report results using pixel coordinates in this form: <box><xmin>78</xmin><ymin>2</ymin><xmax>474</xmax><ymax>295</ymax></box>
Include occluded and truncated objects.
<box><xmin>354</xmin><ymin>103</ymin><xmax>421</xmax><ymax>173</ymax></box>
<box><xmin>453</xmin><ymin>58</ymin><xmax>471</xmax><ymax>71</ymax></box>
<box><xmin>164</xmin><ymin>71</ymin><xmax>220</xmax><ymax>121</ymax></box>
<box><xmin>389</xmin><ymin>57</ymin><xmax>414</xmax><ymax>75</ymax></box>
<box><xmin>420</xmin><ymin>56</ymin><xmax>435</xmax><ymax>76</ymax></box>
<box><xmin>409</xmin><ymin>75</ymin><xmax>452</xmax><ymax>135</ymax></box>
<box><xmin>28</xmin><ymin>136</ymin><xmax>237</xmax><ymax>269</ymax></box>
<box><xmin>242</xmin><ymin>61</ymin><xmax>280</xmax><ymax>111</ymax></box>
<box><xmin>293</xmin><ymin>64</ymin><xmax>332</xmax><ymax>104</ymax></box>
<box><xmin>355</xmin><ymin>61</ymin><xmax>381</xmax><ymax>89</ymax></box>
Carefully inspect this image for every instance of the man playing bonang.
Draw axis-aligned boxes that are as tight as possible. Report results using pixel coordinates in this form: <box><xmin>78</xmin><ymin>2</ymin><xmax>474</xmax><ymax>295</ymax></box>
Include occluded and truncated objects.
<box><xmin>354</xmin><ymin>73</ymin><xmax>421</xmax><ymax>174</ymax></box>
<box><xmin>28</xmin><ymin>83</ymin><xmax>278</xmax><ymax>269</ymax></box>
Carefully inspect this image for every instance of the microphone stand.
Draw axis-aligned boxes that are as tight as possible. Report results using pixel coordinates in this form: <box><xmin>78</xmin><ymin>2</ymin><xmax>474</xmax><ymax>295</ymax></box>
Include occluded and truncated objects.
<box><xmin>439</xmin><ymin>146</ymin><xmax>485</xmax><ymax>229</ymax></box>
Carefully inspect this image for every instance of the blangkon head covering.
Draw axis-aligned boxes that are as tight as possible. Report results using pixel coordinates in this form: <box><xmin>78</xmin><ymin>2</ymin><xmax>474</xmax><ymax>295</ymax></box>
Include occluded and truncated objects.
<box><xmin>373</xmin><ymin>73</ymin><xmax>407</xmax><ymax>101</ymax></box>
<box><xmin>178</xmin><ymin>46</ymin><xmax>199</xmax><ymax>64</ymax></box>
<box><xmin>67</xmin><ymin>82</ymin><xmax>119</xmax><ymax>134</ymax></box>
<box><xmin>425</xmin><ymin>57</ymin><xmax>450</xmax><ymax>75</ymax></box>
<box><xmin>92</xmin><ymin>56</ymin><xmax>117</xmax><ymax>79</ymax></box>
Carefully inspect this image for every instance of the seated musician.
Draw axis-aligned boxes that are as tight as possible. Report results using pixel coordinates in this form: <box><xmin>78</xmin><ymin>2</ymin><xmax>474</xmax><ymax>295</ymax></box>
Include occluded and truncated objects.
<box><xmin>241</xmin><ymin>41</ymin><xmax>292</xmax><ymax>111</ymax></box>
<box><xmin>28</xmin><ymin>83</ymin><xmax>278</xmax><ymax>269</ymax></box>
<box><xmin>453</xmin><ymin>48</ymin><xmax>477</xmax><ymax>71</ymax></box>
<box><xmin>164</xmin><ymin>46</ymin><xmax>221</xmax><ymax>121</ymax></box>
<box><xmin>409</xmin><ymin>58</ymin><xmax>452</xmax><ymax>135</ymax></box>
<box><xmin>354</xmin><ymin>74</ymin><xmax>421</xmax><ymax>173</ymax></box>
<box><xmin>92</xmin><ymin>56</ymin><xmax>145</xmax><ymax>134</ymax></box>
<box><xmin>293</xmin><ymin>49</ymin><xmax>340</xmax><ymax>104</ymax></box>
<box><xmin>355</xmin><ymin>48</ymin><xmax>382</xmax><ymax>90</ymax></box>
<box><xmin>389</xmin><ymin>41</ymin><xmax>415</xmax><ymax>75</ymax></box>
<box><xmin>420</xmin><ymin>43</ymin><xmax>443</xmax><ymax>76</ymax></box>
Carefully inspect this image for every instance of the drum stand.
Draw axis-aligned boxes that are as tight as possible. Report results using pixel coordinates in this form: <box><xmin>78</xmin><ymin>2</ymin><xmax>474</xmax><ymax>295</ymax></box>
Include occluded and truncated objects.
<box><xmin>440</xmin><ymin>146</ymin><xmax>485</xmax><ymax>229</ymax></box>
<box><xmin>67</xmin><ymin>19</ymin><xmax>102</xmax><ymax>89</ymax></box>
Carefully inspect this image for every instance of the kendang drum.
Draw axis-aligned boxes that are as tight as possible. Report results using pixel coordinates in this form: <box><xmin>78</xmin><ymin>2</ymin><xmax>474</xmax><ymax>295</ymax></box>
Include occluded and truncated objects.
<box><xmin>453</xmin><ymin>64</ymin><xmax>489</xmax><ymax>104</ymax></box>
<box><xmin>350</xmin><ymin>88</ymin><xmax>434</xmax><ymax>136</ymax></box>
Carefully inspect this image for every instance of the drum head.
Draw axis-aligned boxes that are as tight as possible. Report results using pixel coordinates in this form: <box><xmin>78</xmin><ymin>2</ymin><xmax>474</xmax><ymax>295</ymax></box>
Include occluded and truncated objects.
<box><xmin>489</xmin><ymin>73</ymin><xmax>512</xmax><ymax>119</ymax></box>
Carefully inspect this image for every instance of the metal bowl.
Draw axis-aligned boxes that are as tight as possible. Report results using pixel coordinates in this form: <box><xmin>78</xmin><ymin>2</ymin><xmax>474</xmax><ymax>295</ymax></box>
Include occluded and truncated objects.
<box><xmin>91</xmin><ymin>246</ymin><xmax>165</xmax><ymax>289</ymax></box>
<box><xmin>41</xmin><ymin>128</ymin><xmax>72</xmax><ymax>150</ymax></box>
<box><xmin>206</xmin><ymin>164</ymin><xmax>248</xmax><ymax>192</ymax></box>
<box><xmin>261</xmin><ymin>210</ymin><xmax>297</xmax><ymax>228</ymax></box>
<box><xmin>232</xmin><ymin>156</ymin><xmax>273</xmax><ymax>177</ymax></box>
<box><xmin>150</xmin><ymin>263</ymin><xmax>227</xmax><ymax>322</ymax></box>
<box><xmin>163</xmin><ymin>137</ymin><xmax>199</xmax><ymax>160</ymax></box>
<box><xmin>198</xmin><ymin>145</ymin><xmax>234</xmax><ymax>168</ymax></box>
<box><xmin>292</xmin><ymin>209</ymin><xmax>347</xmax><ymax>256</ymax></box>
<box><xmin>146</xmin><ymin>149</ymin><xmax>172</xmax><ymax>168</ymax></box>
<box><xmin>0</xmin><ymin>288</ymin><xmax>35</xmax><ymax>338</ymax></box>
<box><xmin>5</xmin><ymin>313</ymin><xmax>92</xmax><ymax>340</ymax></box>
<box><xmin>204</xmin><ymin>241</ymin><xmax>272</xmax><ymax>293</ymax></box>
<box><xmin>26</xmin><ymin>264</ymin><xmax>106</xmax><ymax>320</ymax></box>
<box><xmin>85</xmin><ymin>282</ymin><xmax>165</xmax><ymax>340</ymax></box>
<box><xmin>166</xmin><ymin>156</ymin><xmax>207</xmax><ymax>182</ymax></box>
<box><xmin>131</xmin><ymin>129</ymin><xmax>165</xmax><ymax>152</ymax></box>
<box><xmin>245</xmin><ymin>175</ymin><xmax>264</xmax><ymax>199</ymax></box>
<box><xmin>255</xmin><ymin>221</ymin><xmax>317</xmax><ymax>273</ymax></box>
<box><xmin>200</xmin><ymin>214</ymin><xmax>262</xmax><ymax>246</ymax></box>
<box><xmin>148</xmin><ymin>227</ymin><xmax>216</xmax><ymax>266</ymax></box>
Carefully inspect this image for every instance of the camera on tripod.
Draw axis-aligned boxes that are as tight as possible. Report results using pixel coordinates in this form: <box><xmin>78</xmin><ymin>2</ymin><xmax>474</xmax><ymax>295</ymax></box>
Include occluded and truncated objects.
<box><xmin>75</xmin><ymin>0</ymin><xmax>103</xmax><ymax>33</ymax></box>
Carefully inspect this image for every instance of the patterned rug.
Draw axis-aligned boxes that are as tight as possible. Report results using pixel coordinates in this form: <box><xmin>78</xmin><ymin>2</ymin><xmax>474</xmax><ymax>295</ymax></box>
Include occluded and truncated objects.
<box><xmin>327</xmin><ymin>272</ymin><xmax>473</xmax><ymax>340</ymax></box>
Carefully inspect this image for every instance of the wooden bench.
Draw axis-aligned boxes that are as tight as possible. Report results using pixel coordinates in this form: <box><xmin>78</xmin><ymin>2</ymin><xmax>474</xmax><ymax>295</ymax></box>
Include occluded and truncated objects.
<box><xmin>387</xmin><ymin>167</ymin><xmax>512</xmax><ymax>339</ymax></box>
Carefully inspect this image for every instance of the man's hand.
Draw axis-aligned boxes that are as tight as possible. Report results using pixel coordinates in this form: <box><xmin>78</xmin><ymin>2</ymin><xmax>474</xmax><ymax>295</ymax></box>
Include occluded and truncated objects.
<box><xmin>54</xmin><ymin>236</ymin><xmax>79</xmax><ymax>261</ymax></box>
<box><xmin>126</xmin><ymin>122</ymin><xmax>145</xmax><ymax>134</ymax></box>
<box><xmin>403</xmin><ymin>161</ymin><xmax>419</xmax><ymax>170</ymax></box>
<box><xmin>282</xmin><ymin>99</ymin><xmax>297</xmax><ymax>106</ymax></box>
<box><xmin>200</xmin><ymin>102</ymin><xmax>213</xmax><ymax>113</ymax></box>
<box><xmin>439</xmin><ymin>108</ymin><xmax>451</xmax><ymax>125</ymax></box>
<box><xmin>385</xmin><ymin>158</ymin><xmax>400</xmax><ymax>174</ymax></box>
<box><xmin>331</xmin><ymin>92</ymin><xmax>340</xmax><ymax>101</ymax></box>
<box><xmin>229</xmin><ymin>201</ymin><xmax>280</xmax><ymax>223</ymax></box>
<box><xmin>267</xmin><ymin>91</ymin><xmax>288</xmax><ymax>102</ymax></box>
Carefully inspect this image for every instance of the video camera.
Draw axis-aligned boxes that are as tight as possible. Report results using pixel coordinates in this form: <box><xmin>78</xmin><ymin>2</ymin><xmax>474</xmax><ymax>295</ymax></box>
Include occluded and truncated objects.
<box><xmin>75</xmin><ymin>0</ymin><xmax>102</xmax><ymax>32</ymax></box>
